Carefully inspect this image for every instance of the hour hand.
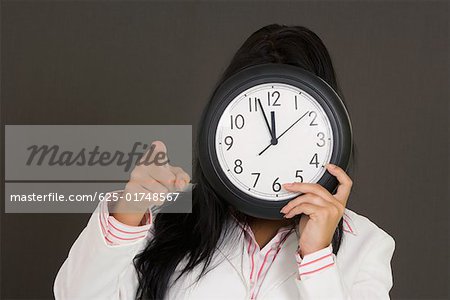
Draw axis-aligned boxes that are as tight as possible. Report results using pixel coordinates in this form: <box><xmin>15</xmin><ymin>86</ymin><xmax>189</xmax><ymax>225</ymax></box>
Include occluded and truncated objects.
<box><xmin>270</xmin><ymin>111</ymin><xmax>278</xmax><ymax>145</ymax></box>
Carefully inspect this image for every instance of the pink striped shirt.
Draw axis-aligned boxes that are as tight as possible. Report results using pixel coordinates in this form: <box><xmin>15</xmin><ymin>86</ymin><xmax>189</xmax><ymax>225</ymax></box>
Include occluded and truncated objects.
<box><xmin>98</xmin><ymin>197</ymin><xmax>152</xmax><ymax>245</ymax></box>
<box><xmin>240</xmin><ymin>222</ymin><xmax>293</xmax><ymax>299</ymax></box>
<box><xmin>99</xmin><ymin>193</ymin><xmax>356</xmax><ymax>298</ymax></box>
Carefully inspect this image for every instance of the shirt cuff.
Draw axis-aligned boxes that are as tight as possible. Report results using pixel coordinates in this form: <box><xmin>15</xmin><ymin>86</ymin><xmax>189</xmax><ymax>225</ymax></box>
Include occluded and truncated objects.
<box><xmin>295</xmin><ymin>244</ymin><xmax>335</xmax><ymax>280</ymax></box>
<box><xmin>98</xmin><ymin>192</ymin><xmax>152</xmax><ymax>246</ymax></box>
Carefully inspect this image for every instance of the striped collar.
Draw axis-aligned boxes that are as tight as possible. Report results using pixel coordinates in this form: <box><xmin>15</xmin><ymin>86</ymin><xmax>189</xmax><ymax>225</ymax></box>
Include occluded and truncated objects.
<box><xmin>241</xmin><ymin>223</ymin><xmax>294</xmax><ymax>253</ymax></box>
<box><xmin>231</xmin><ymin>211</ymin><xmax>357</xmax><ymax>238</ymax></box>
<box><xmin>343</xmin><ymin>211</ymin><xmax>357</xmax><ymax>235</ymax></box>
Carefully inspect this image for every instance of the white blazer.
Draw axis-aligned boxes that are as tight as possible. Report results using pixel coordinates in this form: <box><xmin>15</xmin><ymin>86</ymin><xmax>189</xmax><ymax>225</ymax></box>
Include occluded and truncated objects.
<box><xmin>54</xmin><ymin>204</ymin><xmax>395</xmax><ymax>300</ymax></box>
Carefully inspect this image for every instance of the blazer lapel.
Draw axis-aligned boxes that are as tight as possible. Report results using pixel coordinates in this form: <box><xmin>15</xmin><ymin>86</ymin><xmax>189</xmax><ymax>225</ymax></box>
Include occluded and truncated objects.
<box><xmin>215</xmin><ymin>228</ymin><xmax>250</xmax><ymax>290</ymax></box>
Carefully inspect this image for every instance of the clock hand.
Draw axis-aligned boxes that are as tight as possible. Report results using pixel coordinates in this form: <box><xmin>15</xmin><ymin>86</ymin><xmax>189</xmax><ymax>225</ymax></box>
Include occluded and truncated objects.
<box><xmin>270</xmin><ymin>111</ymin><xmax>278</xmax><ymax>145</ymax></box>
<box><xmin>257</xmin><ymin>99</ymin><xmax>275</xmax><ymax>142</ymax></box>
<box><xmin>258</xmin><ymin>110</ymin><xmax>310</xmax><ymax>156</ymax></box>
<box><xmin>275</xmin><ymin>110</ymin><xmax>309</xmax><ymax>140</ymax></box>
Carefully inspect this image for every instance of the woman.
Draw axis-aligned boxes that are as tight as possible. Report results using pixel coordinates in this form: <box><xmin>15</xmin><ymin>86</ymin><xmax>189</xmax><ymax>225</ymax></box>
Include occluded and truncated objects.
<box><xmin>54</xmin><ymin>24</ymin><xmax>395</xmax><ymax>299</ymax></box>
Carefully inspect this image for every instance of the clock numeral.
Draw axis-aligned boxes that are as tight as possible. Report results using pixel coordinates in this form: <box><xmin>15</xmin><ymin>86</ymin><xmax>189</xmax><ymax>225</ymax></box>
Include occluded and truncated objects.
<box><xmin>295</xmin><ymin>170</ymin><xmax>304</xmax><ymax>183</ymax></box>
<box><xmin>230</xmin><ymin>114</ymin><xmax>245</xmax><ymax>130</ymax></box>
<box><xmin>251</xmin><ymin>172</ymin><xmax>260</xmax><ymax>188</ymax></box>
<box><xmin>272</xmin><ymin>177</ymin><xmax>281</xmax><ymax>192</ymax></box>
<box><xmin>234</xmin><ymin>159</ymin><xmax>243</xmax><ymax>174</ymax></box>
<box><xmin>248</xmin><ymin>97</ymin><xmax>259</xmax><ymax>112</ymax></box>
<box><xmin>316</xmin><ymin>132</ymin><xmax>326</xmax><ymax>147</ymax></box>
<box><xmin>294</xmin><ymin>95</ymin><xmax>298</xmax><ymax>110</ymax></box>
<box><xmin>224</xmin><ymin>136</ymin><xmax>233</xmax><ymax>150</ymax></box>
<box><xmin>309</xmin><ymin>111</ymin><xmax>318</xmax><ymax>126</ymax></box>
<box><xmin>309</xmin><ymin>153</ymin><xmax>319</xmax><ymax>168</ymax></box>
<box><xmin>267</xmin><ymin>91</ymin><xmax>281</xmax><ymax>106</ymax></box>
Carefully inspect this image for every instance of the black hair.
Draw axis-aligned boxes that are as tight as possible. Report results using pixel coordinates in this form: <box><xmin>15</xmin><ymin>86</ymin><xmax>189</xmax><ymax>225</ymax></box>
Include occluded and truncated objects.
<box><xmin>134</xmin><ymin>24</ymin><xmax>355</xmax><ymax>300</ymax></box>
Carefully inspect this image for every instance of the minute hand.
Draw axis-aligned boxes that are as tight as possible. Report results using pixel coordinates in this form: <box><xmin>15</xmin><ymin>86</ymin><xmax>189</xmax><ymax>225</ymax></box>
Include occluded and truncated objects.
<box><xmin>258</xmin><ymin>111</ymin><xmax>309</xmax><ymax>156</ymax></box>
<box><xmin>257</xmin><ymin>98</ymin><xmax>275</xmax><ymax>141</ymax></box>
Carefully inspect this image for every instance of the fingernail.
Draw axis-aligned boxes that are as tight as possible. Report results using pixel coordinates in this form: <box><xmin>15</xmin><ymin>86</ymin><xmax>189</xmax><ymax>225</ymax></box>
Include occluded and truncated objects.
<box><xmin>326</xmin><ymin>163</ymin><xmax>336</xmax><ymax>169</ymax></box>
<box><xmin>283</xmin><ymin>183</ymin><xmax>293</xmax><ymax>188</ymax></box>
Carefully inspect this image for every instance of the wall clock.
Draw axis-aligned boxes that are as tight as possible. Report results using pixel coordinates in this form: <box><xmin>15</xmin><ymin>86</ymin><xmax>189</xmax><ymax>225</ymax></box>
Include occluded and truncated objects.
<box><xmin>198</xmin><ymin>63</ymin><xmax>353</xmax><ymax>219</ymax></box>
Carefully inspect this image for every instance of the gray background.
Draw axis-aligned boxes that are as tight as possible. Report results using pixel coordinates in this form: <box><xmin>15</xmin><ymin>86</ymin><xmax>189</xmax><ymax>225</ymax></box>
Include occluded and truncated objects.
<box><xmin>1</xmin><ymin>1</ymin><xmax>448</xmax><ymax>299</ymax></box>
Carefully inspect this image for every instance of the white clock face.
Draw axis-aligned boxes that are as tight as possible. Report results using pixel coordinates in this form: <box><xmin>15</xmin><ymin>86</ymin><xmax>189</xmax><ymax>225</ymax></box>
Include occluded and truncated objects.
<box><xmin>215</xmin><ymin>83</ymin><xmax>334</xmax><ymax>201</ymax></box>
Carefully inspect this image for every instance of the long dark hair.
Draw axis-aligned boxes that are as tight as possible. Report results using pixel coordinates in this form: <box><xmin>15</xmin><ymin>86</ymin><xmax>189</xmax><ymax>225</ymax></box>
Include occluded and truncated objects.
<box><xmin>134</xmin><ymin>24</ymin><xmax>355</xmax><ymax>300</ymax></box>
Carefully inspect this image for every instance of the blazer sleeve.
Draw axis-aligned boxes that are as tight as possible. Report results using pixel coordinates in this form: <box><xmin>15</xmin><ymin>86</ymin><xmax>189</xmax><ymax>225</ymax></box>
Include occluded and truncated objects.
<box><xmin>295</xmin><ymin>234</ymin><xmax>395</xmax><ymax>299</ymax></box>
<box><xmin>53</xmin><ymin>201</ymin><xmax>152</xmax><ymax>299</ymax></box>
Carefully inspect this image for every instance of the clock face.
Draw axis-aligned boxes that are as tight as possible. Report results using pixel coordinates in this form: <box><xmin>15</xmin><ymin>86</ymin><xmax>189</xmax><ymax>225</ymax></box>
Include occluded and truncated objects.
<box><xmin>214</xmin><ymin>83</ymin><xmax>334</xmax><ymax>201</ymax></box>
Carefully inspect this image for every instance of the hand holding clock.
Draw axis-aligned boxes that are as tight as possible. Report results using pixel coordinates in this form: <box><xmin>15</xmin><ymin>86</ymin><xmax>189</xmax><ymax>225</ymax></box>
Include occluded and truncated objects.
<box><xmin>280</xmin><ymin>163</ymin><xmax>353</xmax><ymax>258</ymax></box>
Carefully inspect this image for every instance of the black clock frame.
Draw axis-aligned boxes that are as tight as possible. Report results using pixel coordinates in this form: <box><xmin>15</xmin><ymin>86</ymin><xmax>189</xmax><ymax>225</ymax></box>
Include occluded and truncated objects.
<box><xmin>198</xmin><ymin>63</ymin><xmax>353</xmax><ymax>219</ymax></box>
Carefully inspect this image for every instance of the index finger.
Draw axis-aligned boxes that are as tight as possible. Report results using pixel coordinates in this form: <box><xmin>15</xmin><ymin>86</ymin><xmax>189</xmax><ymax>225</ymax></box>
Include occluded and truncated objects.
<box><xmin>325</xmin><ymin>164</ymin><xmax>353</xmax><ymax>204</ymax></box>
<box><xmin>139</xmin><ymin>141</ymin><xmax>170</xmax><ymax>168</ymax></box>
